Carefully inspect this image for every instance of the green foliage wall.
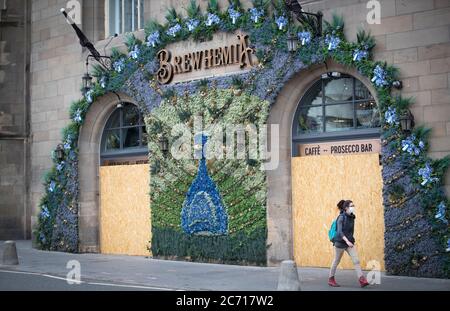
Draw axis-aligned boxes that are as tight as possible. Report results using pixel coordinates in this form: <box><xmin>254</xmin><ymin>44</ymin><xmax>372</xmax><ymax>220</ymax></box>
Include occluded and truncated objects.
<box><xmin>146</xmin><ymin>88</ymin><xmax>269</xmax><ymax>264</ymax></box>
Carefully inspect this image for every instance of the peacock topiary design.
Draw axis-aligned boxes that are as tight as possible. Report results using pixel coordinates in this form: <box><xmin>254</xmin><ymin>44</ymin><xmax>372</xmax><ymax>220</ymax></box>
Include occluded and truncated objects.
<box><xmin>181</xmin><ymin>134</ymin><xmax>228</xmax><ymax>235</ymax></box>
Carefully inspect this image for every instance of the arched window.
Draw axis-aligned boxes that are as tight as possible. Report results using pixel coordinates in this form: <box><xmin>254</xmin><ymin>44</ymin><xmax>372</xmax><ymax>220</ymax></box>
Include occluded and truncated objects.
<box><xmin>292</xmin><ymin>74</ymin><xmax>380</xmax><ymax>156</ymax></box>
<box><xmin>100</xmin><ymin>103</ymin><xmax>148</xmax><ymax>164</ymax></box>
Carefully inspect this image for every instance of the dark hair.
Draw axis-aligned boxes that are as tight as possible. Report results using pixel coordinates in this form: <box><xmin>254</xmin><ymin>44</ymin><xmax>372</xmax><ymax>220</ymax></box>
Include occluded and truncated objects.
<box><xmin>337</xmin><ymin>200</ymin><xmax>345</xmax><ymax>211</ymax></box>
<box><xmin>337</xmin><ymin>200</ymin><xmax>353</xmax><ymax>212</ymax></box>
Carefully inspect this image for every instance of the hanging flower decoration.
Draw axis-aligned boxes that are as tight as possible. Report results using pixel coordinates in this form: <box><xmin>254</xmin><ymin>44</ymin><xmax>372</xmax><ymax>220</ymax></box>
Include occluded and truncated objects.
<box><xmin>128</xmin><ymin>45</ymin><xmax>140</xmax><ymax>59</ymax></box>
<box><xmin>48</xmin><ymin>180</ymin><xmax>56</xmax><ymax>193</ymax></box>
<box><xmin>186</xmin><ymin>19</ymin><xmax>199</xmax><ymax>32</ymax></box>
<box><xmin>166</xmin><ymin>23</ymin><xmax>181</xmax><ymax>37</ymax></box>
<box><xmin>63</xmin><ymin>135</ymin><xmax>72</xmax><ymax>150</ymax></box>
<box><xmin>384</xmin><ymin>107</ymin><xmax>398</xmax><ymax>125</ymax></box>
<box><xmin>99</xmin><ymin>76</ymin><xmax>107</xmax><ymax>89</ymax></box>
<box><xmin>418</xmin><ymin>162</ymin><xmax>439</xmax><ymax>186</ymax></box>
<box><xmin>56</xmin><ymin>161</ymin><xmax>65</xmax><ymax>172</ymax></box>
<box><xmin>85</xmin><ymin>89</ymin><xmax>93</xmax><ymax>104</ymax></box>
<box><xmin>353</xmin><ymin>48</ymin><xmax>369</xmax><ymax>61</ymax></box>
<box><xmin>113</xmin><ymin>58</ymin><xmax>125</xmax><ymax>73</ymax></box>
<box><xmin>275</xmin><ymin>15</ymin><xmax>288</xmax><ymax>30</ymax></box>
<box><xmin>205</xmin><ymin>13</ymin><xmax>220</xmax><ymax>26</ymax></box>
<box><xmin>371</xmin><ymin>65</ymin><xmax>389</xmax><ymax>87</ymax></box>
<box><xmin>297</xmin><ymin>31</ymin><xmax>311</xmax><ymax>46</ymax></box>
<box><xmin>146</xmin><ymin>31</ymin><xmax>160</xmax><ymax>47</ymax></box>
<box><xmin>40</xmin><ymin>205</ymin><xmax>50</xmax><ymax>219</ymax></box>
<box><xmin>325</xmin><ymin>35</ymin><xmax>340</xmax><ymax>50</ymax></box>
<box><xmin>228</xmin><ymin>7</ymin><xmax>241</xmax><ymax>25</ymax></box>
<box><xmin>435</xmin><ymin>201</ymin><xmax>448</xmax><ymax>224</ymax></box>
<box><xmin>401</xmin><ymin>134</ymin><xmax>425</xmax><ymax>156</ymax></box>
<box><xmin>249</xmin><ymin>7</ymin><xmax>263</xmax><ymax>23</ymax></box>
<box><xmin>73</xmin><ymin>109</ymin><xmax>83</xmax><ymax>123</ymax></box>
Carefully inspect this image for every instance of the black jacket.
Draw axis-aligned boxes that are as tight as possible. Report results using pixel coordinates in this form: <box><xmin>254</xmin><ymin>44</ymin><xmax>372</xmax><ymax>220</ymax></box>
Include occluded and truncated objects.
<box><xmin>333</xmin><ymin>212</ymin><xmax>356</xmax><ymax>249</ymax></box>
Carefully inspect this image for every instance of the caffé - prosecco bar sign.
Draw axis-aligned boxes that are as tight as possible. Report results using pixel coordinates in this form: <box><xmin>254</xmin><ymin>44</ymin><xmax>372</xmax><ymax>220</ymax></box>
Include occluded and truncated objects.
<box><xmin>298</xmin><ymin>139</ymin><xmax>381</xmax><ymax>157</ymax></box>
<box><xmin>156</xmin><ymin>33</ymin><xmax>256</xmax><ymax>84</ymax></box>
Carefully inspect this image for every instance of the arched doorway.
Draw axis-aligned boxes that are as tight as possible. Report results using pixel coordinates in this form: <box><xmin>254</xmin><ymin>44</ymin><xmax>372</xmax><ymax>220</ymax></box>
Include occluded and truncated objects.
<box><xmin>290</xmin><ymin>73</ymin><xmax>385</xmax><ymax>270</ymax></box>
<box><xmin>98</xmin><ymin>102</ymin><xmax>151</xmax><ymax>256</ymax></box>
<box><xmin>77</xmin><ymin>93</ymin><xmax>150</xmax><ymax>254</ymax></box>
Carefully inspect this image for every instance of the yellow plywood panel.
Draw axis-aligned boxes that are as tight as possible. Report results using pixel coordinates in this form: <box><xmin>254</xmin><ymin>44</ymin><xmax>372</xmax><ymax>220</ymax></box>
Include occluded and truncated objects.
<box><xmin>100</xmin><ymin>164</ymin><xmax>151</xmax><ymax>256</ymax></box>
<box><xmin>292</xmin><ymin>153</ymin><xmax>385</xmax><ymax>271</ymax></box>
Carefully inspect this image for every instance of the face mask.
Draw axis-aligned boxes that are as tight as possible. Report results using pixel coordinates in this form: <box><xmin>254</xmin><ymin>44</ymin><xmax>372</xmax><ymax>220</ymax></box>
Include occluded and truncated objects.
<box><xmin>348</xmin><ymin>207</ymin><xmax>355</xmax><ymax>214</ymax></box>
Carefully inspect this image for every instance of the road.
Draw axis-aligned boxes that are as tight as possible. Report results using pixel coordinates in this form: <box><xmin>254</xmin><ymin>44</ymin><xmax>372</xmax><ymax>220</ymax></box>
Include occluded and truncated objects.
<box><xmin>0</xmin><ymin>270</ymin><xmax>173</xmax><ymax>291</ymax></box>
<box><xmin>1</xmin><ymin>241</ymin><xmax>449</xmax><ymax>291</ymax></box>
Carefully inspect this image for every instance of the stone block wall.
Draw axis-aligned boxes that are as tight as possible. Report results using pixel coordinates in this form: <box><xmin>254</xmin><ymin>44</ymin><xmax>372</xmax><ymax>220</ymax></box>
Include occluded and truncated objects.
<box><xmin>0</xmin><ymin>0</ymin><xmax>30</xmax><ymax>239</ymax></box>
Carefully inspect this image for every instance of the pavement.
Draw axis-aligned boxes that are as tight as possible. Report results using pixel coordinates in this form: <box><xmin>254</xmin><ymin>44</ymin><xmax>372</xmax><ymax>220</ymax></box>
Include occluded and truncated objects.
<box><xmin>0</xmin><ymin>240</ymin><xmax>449</xmax><ymax>291</ymax></box>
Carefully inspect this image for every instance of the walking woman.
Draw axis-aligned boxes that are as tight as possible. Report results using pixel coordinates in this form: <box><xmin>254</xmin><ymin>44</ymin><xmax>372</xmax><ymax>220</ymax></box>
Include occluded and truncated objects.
<box><xmin>328</xmin><ymin>199</ymin><xmax>369</xmax><ymax>287</ymax></box>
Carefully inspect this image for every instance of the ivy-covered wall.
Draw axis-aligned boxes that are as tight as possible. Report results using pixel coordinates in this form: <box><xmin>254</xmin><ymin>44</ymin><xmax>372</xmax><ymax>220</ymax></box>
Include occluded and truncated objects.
<box><xmin>35</xmin><ymin>0</ymin><xmax>450</xmax><ymax>277</ymax></box>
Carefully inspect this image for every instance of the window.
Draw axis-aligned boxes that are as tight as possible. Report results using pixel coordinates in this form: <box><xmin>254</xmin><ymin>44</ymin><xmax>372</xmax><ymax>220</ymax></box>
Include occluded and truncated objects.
<box><xmin>106</xmin><ymin>0</ymin><xmax>144</xmax><ymax>37</ymax></box>
<box><xmin>101</xmin><ymin>103</ymin><xmax>148</xmax><ymax>158</ymax></box>
<box><xmin>292</xmin><ymin>74</ymin><xmax>380</xmax><ymax>156</ymax></box>
<box><xmin>293</xmin><ymin>74</ymin><xmax>380</xmax><ymax>139</ymax></box>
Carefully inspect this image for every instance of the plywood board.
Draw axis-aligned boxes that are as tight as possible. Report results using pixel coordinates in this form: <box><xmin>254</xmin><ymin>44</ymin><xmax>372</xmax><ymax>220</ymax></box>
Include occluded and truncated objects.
<box><xmin>100</xmin><ymin>164</ymin><xmax>151</xmax><ymax>256</ymax></box>
<box><xmin>292</xmin><ymin>153</ymin><xmax>385</xmax><ymax>271</ymax></box>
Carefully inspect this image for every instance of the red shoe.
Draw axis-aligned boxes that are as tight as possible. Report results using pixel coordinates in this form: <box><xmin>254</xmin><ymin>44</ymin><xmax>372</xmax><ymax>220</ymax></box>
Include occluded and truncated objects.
<box><xmin>359</xmin><ymin>276</ymin><xmax>369</xmax><ymax>287</ymax></box>
<box><xmin>328</xmin><ymin>276</ymin><xmax>340</xmax><ymax>287</ymax></box>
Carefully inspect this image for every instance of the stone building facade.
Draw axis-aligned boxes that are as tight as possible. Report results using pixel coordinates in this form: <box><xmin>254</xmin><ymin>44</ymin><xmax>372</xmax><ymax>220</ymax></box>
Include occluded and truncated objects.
<box><xmin>0</xmin><ymin>0</ymin><xmax>449</xmax><ymax>268</ymax></box>
<box><xmin>0</xmin><ymin>0</ymin><xmax>30</xmax><ymax>239</ymax></box>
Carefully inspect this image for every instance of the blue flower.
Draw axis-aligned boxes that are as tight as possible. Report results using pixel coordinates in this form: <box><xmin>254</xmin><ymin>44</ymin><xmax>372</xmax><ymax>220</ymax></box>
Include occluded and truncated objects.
<box><xmin>73</xmin><ymin>109</ymin><xmax>83</xmax><ymax>123</ymax></box>
<box><xmin>401</xmin><ymin>134</ymin><xmax>424</xmax><ymax>156</ymax></box>
<box><xmin>113</xmin><ymin>59</ymin><xmax>125</xmax><ymax>73</ymax></box>
<box><xmin>40</xmin><ymin>205</ymin><xmax>50</xmax><ymax>219</ymax></box>
<box><xmin>275</xmin><ymin>15</ymin><xmax>288</xmax><ymax>30</ymax></box>
<box><xmin>205</xmin><ymin>13</ymin><xmax>220</xmax><ymax>26</ymax></box>
<box><xmin>85</xmin><ymin>89</ymin><xmax>93</xmax><ymax>103</ymax></box>
<box><xmin>48</xmin><ymin>180</ymin><xmax>56</xmax><ymax>192</ymax></box>
<box><xmin>166</xmin><ymin>23</ymin><xmax>181</xmax><ymax>37</ymax></box>
<box><xmin>249</xmin><ymin>7</ymin><xmax>263</xmax><ymax>23</ymax></box>
<box><xmin>99</xmin><ymin>76</ymin><xmax>107</xmax><ymax>88</ymax></box>
<box><xmin>186</xmin><ymin>18</ymin><xmax>199</xmax><ymax>32</ymax></box>
<box><xmin>353</xmin><ymin>49</ymin><xmax>368</xmax><ymax>61</ymax></box>
<box><xmin>39</xmin><ymin>232</ymin><xmax>46</xmax><ymax>243</ymax></box>
<box><xmin>371</xmin><ymin>65</ymin><xmax>388</xmax><ymax>87</ymax></box>
<box><xmin>435</xmin><ymin>201</ymin><xmax>448</xmax><ymax>224</ymax></box>
<box><xmin>146</xmin><ymin>31</ymin><xmax>160</xmax><ymax>47</ymax></box>
<box><xmin>325</xmin><ymin>35</ymin><xmax>340</xmax><ymax>50</ymax></box>
<box><xmin>384</xmin><ymin>107</ymin><xmax>398</xmax><ymax>125</ymax></box>
<box><xmin>228</xmin><ymin>7</ymin><xmax>241</xmax><ymax>24</ymax></box>
<box><xmin>418</xmin><ymin>162</ymin><xmax>438</xmax><ymax>186</ymax></box>
<box><xmin>63</xmin><ymin>135</ymin><xmax>72</xmax><ymax>150</ymax></box>
<box><xmin>128</xmin><ymin>45</ymin><xmax>140</xmax><ymax>59</ymax></box>
<box><xmin>56</xmin><ymin>161</ymin><xmax>65</xmax><ymax>172</ymax></box>
<box><xmin>298</xmin><ymin>31</ymin><xmax>311</xmax><ymax>45</ymax></box>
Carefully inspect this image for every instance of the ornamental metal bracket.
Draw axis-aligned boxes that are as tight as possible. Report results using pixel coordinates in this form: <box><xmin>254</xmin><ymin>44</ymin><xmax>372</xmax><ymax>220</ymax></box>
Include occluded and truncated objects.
<box><xmin>60</xmin><ymin>8</ymin><xmax>112</xmax><ymax>70</ymax></box>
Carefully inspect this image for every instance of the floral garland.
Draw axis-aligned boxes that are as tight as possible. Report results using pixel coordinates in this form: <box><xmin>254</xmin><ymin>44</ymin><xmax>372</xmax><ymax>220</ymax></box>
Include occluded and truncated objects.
<box><xmin>35</xmin><ymin>0</ymin><xmax>450</xmax><ymax>276</ymax></box>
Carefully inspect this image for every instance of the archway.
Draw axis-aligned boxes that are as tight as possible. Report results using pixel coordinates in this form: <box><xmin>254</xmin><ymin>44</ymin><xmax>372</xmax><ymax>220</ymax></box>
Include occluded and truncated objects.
<box><xmin>266</xmin><ymin>60</ymin><xmax>383</xmax><ymax>266</ymax></box>
<box><xmin>77</xmin><ymin>92</ymin><xmax>139</xmax><ymax>253</ymax></box>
